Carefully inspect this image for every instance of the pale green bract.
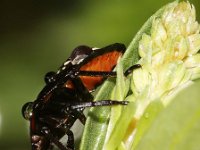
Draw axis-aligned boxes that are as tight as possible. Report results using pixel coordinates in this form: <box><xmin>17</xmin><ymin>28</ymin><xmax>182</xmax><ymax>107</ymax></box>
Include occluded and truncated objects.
<box><xmin>81</xmin><ymin>1</ymin><xmax>200</xmax><ymax>150</ymax></box>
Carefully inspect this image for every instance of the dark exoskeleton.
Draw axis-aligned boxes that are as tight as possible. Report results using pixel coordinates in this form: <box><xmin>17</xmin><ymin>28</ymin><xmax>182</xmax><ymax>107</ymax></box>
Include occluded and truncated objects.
<box><xmin>22</xmin><ymin>43</ymin><xmax>141</xmax><ymax>150</ymax></box>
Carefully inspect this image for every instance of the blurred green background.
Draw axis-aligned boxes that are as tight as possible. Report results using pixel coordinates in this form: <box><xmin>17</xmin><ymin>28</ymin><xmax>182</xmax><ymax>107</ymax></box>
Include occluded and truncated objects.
<box><xmin>0</xmin><ymin>0</ymin><xmax>199</xmax><ymax>149</ymax></box>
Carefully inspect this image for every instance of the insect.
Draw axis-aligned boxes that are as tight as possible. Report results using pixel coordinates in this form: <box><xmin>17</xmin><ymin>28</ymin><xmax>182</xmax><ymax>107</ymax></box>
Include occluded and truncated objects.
<box><xmin>22</xmin><ymin>43</ymin><xmax>141</xmax><ymax>150</ymax></box>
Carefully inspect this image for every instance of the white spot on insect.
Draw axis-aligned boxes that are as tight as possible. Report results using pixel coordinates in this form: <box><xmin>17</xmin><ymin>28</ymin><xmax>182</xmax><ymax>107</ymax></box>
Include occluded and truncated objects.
<box><xmin>64</xmin><ymin>60</ymin><xmax>71</xmax><ymax>66</ymax></box>
<box><xmin>57</xmin><ymin>54</ymin><xmax>88</xmax><ymax>74</ymax></box>
<box><xmin>57</xmin><ymin>60</ymin><xmax>71</xmax><ymax>74</ymax></box>
<box><xmin>72</xmin><ymin>54</ymin><xmax>88</xmax><ymax>65</ymax></box>
<box><xmin>62</xmin><ymin>66</ymin><xmax>66</xmax><ymax>70</ymax></box>
<box><xmin>92</xmin><ymin>47</ymin><xmax>99</xmax><ymax>51</ymax></box>
<box><xmin>57</xmin><ymin>70</ymin><xmax>60</xmax><ymax>74</ymax></box>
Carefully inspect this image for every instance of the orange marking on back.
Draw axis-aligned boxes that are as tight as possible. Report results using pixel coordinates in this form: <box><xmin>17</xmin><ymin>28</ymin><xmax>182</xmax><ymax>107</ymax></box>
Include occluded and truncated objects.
<box><xmin>43</xmin><ymin>93</ymin><xmax>52</xmax><ymax>103</ymax></box>
<box><xmin>65</xmin><ymin>80</ymin><xmax>74</xmax><ymax>89</ymax></box>
<box><xmin>79</xmin><ymin>50</ymin><xmax>122</xmax><ymax>91</ymax></box>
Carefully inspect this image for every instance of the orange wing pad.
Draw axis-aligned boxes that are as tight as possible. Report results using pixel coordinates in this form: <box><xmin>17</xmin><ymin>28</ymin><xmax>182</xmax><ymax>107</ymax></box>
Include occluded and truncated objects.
<box><xmin>79</xmin><ymin>50</ymin><xmax>122</xmax><ymax>91</ymax></box>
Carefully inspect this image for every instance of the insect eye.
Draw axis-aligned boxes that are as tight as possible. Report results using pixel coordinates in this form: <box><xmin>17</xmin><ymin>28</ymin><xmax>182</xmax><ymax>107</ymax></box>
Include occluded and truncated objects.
<box><xmin>22</xmin><ymin>102</ymin><xmax>33</xmax><ymax>120</ymax></box>
<box><xmin>44</xmin><ymin>71</ymin><xmax>56</xmax><ymax>84</ymax></box>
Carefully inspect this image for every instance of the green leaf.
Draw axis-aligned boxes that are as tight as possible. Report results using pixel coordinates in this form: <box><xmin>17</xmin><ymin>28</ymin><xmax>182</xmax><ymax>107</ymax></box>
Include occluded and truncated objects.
<box><xmin>105</xmin><ymin>102</ymin><xmax>136</xmax><ymax>150</ymax></box>
<box><xmin>104</xmin><ymin>58</ymin><xmax>128</xmax><ymax>144</ymax></box>
<box><xmin>134</xmin><ymin>80</ymin><xmax>200</xmax><ymax>150</ymax></box>
<box><xmin>80</xmin><ymin>2</ymin><xmax>171</xmax><ymax>150</ymax></box>
<box><xmin>79</xmin><ymin>80</ymin><xmax>115</xmax><ymax>150</ymax></box>
<box><xmin>131</xmin><ymin>100</ymin><xmax>164</xmax><ymax>149</ymax></box>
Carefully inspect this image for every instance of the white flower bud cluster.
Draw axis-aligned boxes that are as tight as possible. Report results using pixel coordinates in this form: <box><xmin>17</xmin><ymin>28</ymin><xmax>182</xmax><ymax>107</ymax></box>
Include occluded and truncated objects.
<box><xmin>132</xmin><ymin>2</ymin><xmax>200</xmax><ymax>118</ymax></box>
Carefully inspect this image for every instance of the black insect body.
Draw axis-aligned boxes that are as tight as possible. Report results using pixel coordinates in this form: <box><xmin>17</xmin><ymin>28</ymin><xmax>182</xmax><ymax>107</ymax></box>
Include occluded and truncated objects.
<box><xmin>22</xmin><ymin>43</ymin><xmax>141</xmax><ymax>150</ymax></box>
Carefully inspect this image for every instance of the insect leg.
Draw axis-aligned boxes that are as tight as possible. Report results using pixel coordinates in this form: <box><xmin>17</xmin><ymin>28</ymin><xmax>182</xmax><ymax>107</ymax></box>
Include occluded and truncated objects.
<box><xmin>45</xmin><ymin>100</ymin><xmax>87</xmax><ymax>125</ymax></box>
<box><xmin>70</xmin><ymin>77</ymin><xmax>94</xmax><ymax>101</ymax></box>
<box><xmin>124</xmin><ymin>64</ymin><xmax>141</xmax><ymax>76</ymax></box>
<box><xmin>66</xmin><ymin>130</ymin><xmax>74</xmax><ymax>150</ymax></box>
<box><xmin>41</xmin><ymin>127</ymin><xmax>70</xmax><ymax>150</ymax></box>
<box><xmin>49</xmin><ymin>99</ymin><xmax>128</xmax><ymax>114</ymax></box>
<box><xmin>70</xmin><ymin>109</ymin><xmax>86</xmax><ymax>125</ymax></box>
<box><xmin>39</xmin><ymin>114</ymin><xmax>77</xmax><ymax>150</ymax></box>
<box><xmin>78</xmin><ymin>64</ymin><xmax>141</xmax><ymax>77</ymax></box>
<box><xmin>70</xmin><ymin>100</ymin><xmax>128</xmax><ymax>110</ymax></box>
